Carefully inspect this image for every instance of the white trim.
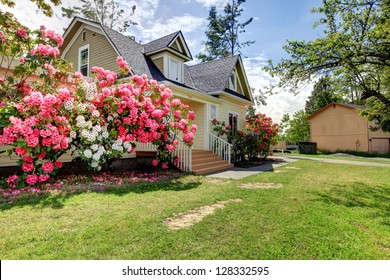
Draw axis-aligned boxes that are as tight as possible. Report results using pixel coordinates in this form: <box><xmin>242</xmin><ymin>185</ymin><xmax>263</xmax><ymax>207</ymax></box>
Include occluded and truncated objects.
<box><xmin>210</xmin><ymin>91</ymin><xmax>254</xmax><ymax>106</ymax></box>
<box><xmin>78</xmin><ymin>44</ymin><xmax>90</xmax><ymax>77</ymax></box>
<box><xmin>204</xmin><ymin>104</ymin><xmax>209</xmax><ymax>150</ymax></box>
<box><xmin>236</xmin><ymin>56</ymin><xmax>254</xmax><ymax>102</ymax></box>
<box><xmin>168</xmin><ymin>56</ymin><xmax>183</xmax><ymax>82</ymax></box>
<box><xmin>164</xmin><ymin>82</ymin><xmax>222</xmax><ymax>104</ymax></box>
<box><xmin>210</xmin><ymin>104</ymin><xmax>218</xmax><ymax>120</ymax></box>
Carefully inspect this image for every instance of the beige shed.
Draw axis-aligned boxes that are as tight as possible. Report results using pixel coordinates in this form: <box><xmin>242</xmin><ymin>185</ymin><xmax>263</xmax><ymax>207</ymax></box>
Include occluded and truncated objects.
<box><xmin>308</xmin><ymin>102</ymin><xmax>390</xmax><ymax>154</ymax></box>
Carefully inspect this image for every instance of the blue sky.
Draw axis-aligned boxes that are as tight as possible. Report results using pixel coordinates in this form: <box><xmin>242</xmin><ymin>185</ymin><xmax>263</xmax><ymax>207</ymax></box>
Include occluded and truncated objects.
<box><xmin>1</xmin><ymin>0</ymin><xmax>325</xmax><ymax>122</ymax></box>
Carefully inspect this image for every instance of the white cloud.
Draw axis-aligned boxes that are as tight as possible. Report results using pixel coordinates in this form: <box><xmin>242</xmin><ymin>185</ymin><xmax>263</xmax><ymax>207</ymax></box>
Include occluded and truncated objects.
<box><xmin>184</xmin><ymin>0</ymin><xmax>228</xmax><ymax>8</ymax></box>
<box><xmin>242</xmin><ymin>56</ymin><xmax>312</xmax><ymax>123</ymax></box>
<box><xmin>133</xmin><ymin>13</ymin><xmax>205</xmax><ymax>42</ymax></box>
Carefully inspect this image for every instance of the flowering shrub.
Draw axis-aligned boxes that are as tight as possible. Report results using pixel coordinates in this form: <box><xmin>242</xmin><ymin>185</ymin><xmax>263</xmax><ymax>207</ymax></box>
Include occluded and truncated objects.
<box><xmin>211</xmin><ymin>113</ymin><xmax>278</xmax><ymax>162</ymax></box>
<box><xmin>68</xmin><ymin>58</ymin><xmax>196</xmax><ymax>171</ymax></box>
<box><xmin>0</xmin><ymin>12</ymin><xmax>196</xmax><ymax>190</ymax></box>
<box><xmin>0</xmin><ymin>12</ymin><xmax>72</xmax><ymax>189</ymax></box>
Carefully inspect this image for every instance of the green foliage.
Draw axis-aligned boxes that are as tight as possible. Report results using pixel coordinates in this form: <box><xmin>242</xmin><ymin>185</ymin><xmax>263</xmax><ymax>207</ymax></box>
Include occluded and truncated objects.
<box><xmin>264</xmin><ymin>0</ymin><xmax>390</xmax><ymax>131</ymax></box>
<box><xmin>211</xmin><ymin>113</ymin><xmax>278</xmax><ymax>162</ymax></box>
<box><xmin>197</xmin><ymin>0</ymin><xmax>255</xmax><ymax>62</ymax></box>
<box><xmin>61</xmin><ymin>0</ymin><xmax>137</xmax><ymax>32</ymax></box>
<box><xmin>305</xmin><ymin>76</ymin><xmax>343</xmax><ymax>114</ymax></box>
<box><xmin>280</xmin><ymin>110</ymin><xmax>310</xmax><ymax>144</ymax></box>
<box><xmin>1</xmin><ymin>0</ymin><xmax>61</xmax><ymax>17</ymax></box>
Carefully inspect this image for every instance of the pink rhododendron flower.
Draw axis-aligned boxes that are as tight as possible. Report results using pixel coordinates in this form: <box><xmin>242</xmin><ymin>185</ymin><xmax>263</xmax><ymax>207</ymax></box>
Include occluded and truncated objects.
<box><xmin>22</xmin><ymin>163</ymin><xmax>35</xmax><ymax>172</ymax></box>
<box><xmin>187</xmin><ymin>111</ymin><xmax>196</xmax><ymax>120</ymax></box>
<box><xmin>161</xmin><ymin>163</ymin><xmax>168</xmax><ymax>169</ymax></box>
<box><xmin>42</xmin><ymin>162</ymin><xmax>54</xmax><ymax>173</ymax></box>
<box><xmin>15</xmin><ymin>147</ymin><xmax>27</xmax><ymax>156</ymax></box>
<box><xmin>152</xmin><ymin>159</ymin><xmax>159</xmax><ymax>166</ymax></box>
<box><xmin>15</xmin><ymin>28</ymin><xmax>27</xmax><ymax>39</ymax></box>
<box><xmin>26</xmin><ymin>174</ymin><xmax>39</xmax><ymax>185</ymax></box>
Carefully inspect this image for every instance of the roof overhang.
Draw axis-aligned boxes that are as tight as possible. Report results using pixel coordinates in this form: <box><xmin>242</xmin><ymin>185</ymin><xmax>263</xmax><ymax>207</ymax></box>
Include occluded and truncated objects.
<box><xmin>164</xmin><ymin>81</ymin><xmax>221</xmax><ymax>104</ymax></box>
<box><xmin>210</xmin><ymin>91</ymin><xmax>254</xmax><ymax>106</ymax></box>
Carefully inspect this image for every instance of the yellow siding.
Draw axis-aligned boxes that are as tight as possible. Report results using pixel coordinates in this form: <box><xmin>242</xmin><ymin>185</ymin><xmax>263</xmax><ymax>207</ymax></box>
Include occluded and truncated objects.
<box><xmin>184</xmin><ymin>101</ymin><xmax>205</xmax><ymax>150</ymax></box>
<box><xmin>217</xmin><ymin>96</ymin><xmax>246</xmax><ymax>131</ymax></box>
<box><xmin>310</xmin><ymin>104</ymin><xmax>369</xmax><ymax>152</ymax></box>
<box><xmin>64</xmin><ymin>28</ymin><xmax>119</xmax><ymax>75</ymax></box>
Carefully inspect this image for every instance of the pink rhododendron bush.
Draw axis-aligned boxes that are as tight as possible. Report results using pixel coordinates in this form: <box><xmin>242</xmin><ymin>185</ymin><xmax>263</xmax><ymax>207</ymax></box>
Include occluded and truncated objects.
<box><xmin>211</xmin><ymin>113</ymin><xmax>278</xmax><ymax>162</ymax></box>
<box><xmin>0</xmin><ymin>13</ymin><xmax>196</xmax><ymax>192</ymax></box>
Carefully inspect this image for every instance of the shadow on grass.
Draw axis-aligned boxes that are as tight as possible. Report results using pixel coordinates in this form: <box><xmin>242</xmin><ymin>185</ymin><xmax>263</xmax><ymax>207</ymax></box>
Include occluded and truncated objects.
<box><xmin>314</xmin><ymin>182</ymin><xmax>390</xmax><ymax>224</ymax></box>
<box><xmin>0</xmin><ymin>175</ymin><xmax>203</xmax><ymax>211</ymax></box>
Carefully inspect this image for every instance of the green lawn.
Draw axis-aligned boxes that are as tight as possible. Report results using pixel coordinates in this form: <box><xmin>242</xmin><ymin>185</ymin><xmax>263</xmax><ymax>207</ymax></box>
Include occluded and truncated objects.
<box><xmin>0</xmin><ymin>161</ymin><xmax>389</xmax><ymax>260</ymax></box>
<box><xmin>278</xmin><ymin>151</ymin><xmax>390</xmax><ymax>164</ymax></box>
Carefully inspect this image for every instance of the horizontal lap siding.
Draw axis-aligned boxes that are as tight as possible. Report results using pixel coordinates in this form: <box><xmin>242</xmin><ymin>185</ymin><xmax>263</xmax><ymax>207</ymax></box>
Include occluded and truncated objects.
<box><xmin>64</xmin><ymin>29</ymin><xmax>119</xmax><ymax>75</ymax></box>
<box><xmin>217</xmin><ymin>96</ymin><xmax>246</xmax><ymax>131</ymax></box>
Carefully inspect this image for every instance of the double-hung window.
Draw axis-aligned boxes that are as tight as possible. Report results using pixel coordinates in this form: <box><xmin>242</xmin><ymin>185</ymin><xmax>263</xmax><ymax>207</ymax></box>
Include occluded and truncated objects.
<box><xmin>79</xmin><ymin>45</ymin><xmax>89</xmax><ymax>77</ymax></box>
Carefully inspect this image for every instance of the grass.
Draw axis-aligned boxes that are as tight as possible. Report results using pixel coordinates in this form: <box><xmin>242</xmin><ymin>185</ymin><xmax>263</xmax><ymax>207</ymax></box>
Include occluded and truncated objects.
<box><xmin>0</xmin><ymin>161</ymin><xmax>389</xmax><ymax>260</ymax></box>
<box><xmin>278</xmin><ymin>150</ymin><xmax>390</xmax><ymax>164</ymax></box>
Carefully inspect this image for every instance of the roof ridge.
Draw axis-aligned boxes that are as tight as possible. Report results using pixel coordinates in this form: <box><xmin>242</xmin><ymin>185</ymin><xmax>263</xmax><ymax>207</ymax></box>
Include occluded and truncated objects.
<box><xmin>188</xmin><ymin>54</ymin><xmax>239</xmax><ymax>68</ymax></box>
<box><xmin>142</xmin><ymin>31</ymin><xmax>181</xmax><ymax>46</ymax></box>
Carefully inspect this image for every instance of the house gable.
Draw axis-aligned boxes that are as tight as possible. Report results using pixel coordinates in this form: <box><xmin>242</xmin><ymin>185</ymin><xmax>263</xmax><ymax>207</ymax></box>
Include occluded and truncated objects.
<box><xmin>186</xmin><ymin>55</ymin><xmax>253</xmax><ymax>104</ymax></box>
<box><xmin>61</xmin><ymin>18</ymin><xmax>121</xmax><ymax>77</ymax></box>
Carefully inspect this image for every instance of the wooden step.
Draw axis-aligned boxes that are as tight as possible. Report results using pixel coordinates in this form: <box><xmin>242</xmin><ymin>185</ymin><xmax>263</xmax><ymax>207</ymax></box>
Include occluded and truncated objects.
<box><xmin>191</xmin><ymin>150</ymin><xmax>233</xmax><ymax>175</ymax></box>
<box><xmin>192</xmin><ymin>163</ymin><xmax>234</xmax><ymax>175</ymax></box>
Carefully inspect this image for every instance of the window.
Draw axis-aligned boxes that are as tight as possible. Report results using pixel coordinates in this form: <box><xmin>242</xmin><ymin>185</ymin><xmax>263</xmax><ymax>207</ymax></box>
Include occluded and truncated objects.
<box><xmin>210</xmin><ymin>105</ymin><xmax>217</xmax><ymax>120</ymax></box>
<box><xmin>229</xmin><ymin>72</ymin><xmax>236</xmax><ymax>90</ymax></box>
<box><xmin>229</xmin><ymin>113</ymin><xmax>238</xmax><ymax>136</ymax></box>
<box><xmin>78</xmin><ymin>45</ymin><xmax>89</xmax><ymax>77</ymax></box>
<box><xmin>82</xmin><ymin>31</ymin><xmax>86</xmax><ymax>41</ymax></box>
<box><xmin>168</xmin><ymin>57</ymin><xmax>182</xmax><ymax>82</ymax></box>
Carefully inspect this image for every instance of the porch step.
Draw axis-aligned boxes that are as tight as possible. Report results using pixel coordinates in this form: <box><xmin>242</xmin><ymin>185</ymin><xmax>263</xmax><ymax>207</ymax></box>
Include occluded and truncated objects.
<box><xmin>192</xmin><ymin>150</ymin><xmax>234</xmax><ymax>175</ymax></box>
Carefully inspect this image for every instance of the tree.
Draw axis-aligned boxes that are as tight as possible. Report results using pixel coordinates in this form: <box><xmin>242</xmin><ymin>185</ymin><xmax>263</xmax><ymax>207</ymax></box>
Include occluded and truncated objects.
<box><xmin>61</xmin><ymin>0</ymin><xmax>136</xmax><ymax>33</ymax></box>
<box><xmin>305</xmin><ymin>76</ymin><xmax>343</xmax><ymax>114</ymax></box>
<box><xmin>279</xmin><ymin>110</ymin><xmax>310</xmax><ymax>144</ymax></box>
<box><xmin>197</xmin><ymin>0</ymin><xmax>254</xmax><ymax>62</ymax></box>
<box><xmin>264</xmin><ymin>0</ymin><xmax>390</xmax><ymax>131</ymax></box>
<box><xmin>1</xmin><ymin>0</ymin><xmax>60</xmax><ymax>16</ymax></box>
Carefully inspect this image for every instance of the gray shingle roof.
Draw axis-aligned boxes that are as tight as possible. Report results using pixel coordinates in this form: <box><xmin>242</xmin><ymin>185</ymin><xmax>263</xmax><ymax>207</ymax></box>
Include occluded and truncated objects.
<box><xmin>186</xmin><ymin>55</ymin><xmax>239</xmax><ymax>93</ymax></box>
<box><xmin>142</xmin><ymin>31</ymin><xmax>180</xmax><ymax>54</ymax></box>
<box><xmin>64</xmin><ymin>18</ymin><xmax>250</xmax><ymax>100</ymax></box>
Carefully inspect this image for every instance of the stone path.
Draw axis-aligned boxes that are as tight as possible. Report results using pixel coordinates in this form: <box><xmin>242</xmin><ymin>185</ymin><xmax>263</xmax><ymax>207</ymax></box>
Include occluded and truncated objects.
<box><xmin>205</xmin><ymin>157</ymin><xmax>297</xmax><ymax>179</ymax></box>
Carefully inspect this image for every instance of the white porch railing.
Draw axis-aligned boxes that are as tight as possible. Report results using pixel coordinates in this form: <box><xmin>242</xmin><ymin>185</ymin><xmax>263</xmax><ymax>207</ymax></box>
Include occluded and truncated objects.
<box><xmin>134</xmin><ymin>139</ymin><xmax>192</xmax><ymax>172</ymax></box>
<box><xmin>134</xmin><ymin>142</ymin><xmax>158</xmax><ymax>152</ymax></box>
<box><xmin>171</xmin><ymin>136</ymin><xmax>192</xmax><ymax>172</ymax></box>
<box><xmin>208</xmin><ymin>132</ymin><xmax>232</xmax><ymax>164</ymax></box>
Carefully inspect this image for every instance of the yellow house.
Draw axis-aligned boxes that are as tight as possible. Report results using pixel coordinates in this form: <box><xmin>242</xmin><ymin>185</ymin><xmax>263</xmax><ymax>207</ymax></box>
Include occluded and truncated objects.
<box><xmin>56</xmin><ymin>17</ymin><xmax>254</xmax><ymax>174</ymax></box>
<box><xmin>309</xmin><ymin>102</ymin><xmax>390</xmax><ymax>154</ymax></box>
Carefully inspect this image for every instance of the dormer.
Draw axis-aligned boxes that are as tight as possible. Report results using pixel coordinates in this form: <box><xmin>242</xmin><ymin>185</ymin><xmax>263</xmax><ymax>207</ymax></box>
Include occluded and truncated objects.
<box><xmin>143</xmin><ymin>31</ymin><xmax>192</xmax><ymax>83</ymax></box>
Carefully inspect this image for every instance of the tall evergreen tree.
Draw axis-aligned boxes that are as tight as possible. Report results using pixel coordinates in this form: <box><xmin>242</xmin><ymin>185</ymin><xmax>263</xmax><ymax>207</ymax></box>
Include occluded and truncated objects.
<box><xmin>305</xmin><ymin>76</ymin><xmax>343</xmax><ymax>114</ymax></box>
<box><xmin>61</xmin><ymin>0</ymin><xmax>137</xmax><ymax>33</ymax></box>
<box><xmin>197</xmin><ymin>0</ymin><xmax>255</xmax><ymax>62</ymax></box>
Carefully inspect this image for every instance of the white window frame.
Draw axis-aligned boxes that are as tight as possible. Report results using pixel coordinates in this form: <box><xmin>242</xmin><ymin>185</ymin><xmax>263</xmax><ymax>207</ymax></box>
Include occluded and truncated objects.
<box><xmin>210</xmin><ymin>104</ymin><xmax>218</xmax><ymax>120</ymax></box>
<box><xmin>78</xmin><ymin>44</ymin><xmax>90</xmax><ymax>77</ymax></box>
<box><xmin>168</xmin><ymin>57</ymin><xmax>182</xmax><ymax>82</ymax></box>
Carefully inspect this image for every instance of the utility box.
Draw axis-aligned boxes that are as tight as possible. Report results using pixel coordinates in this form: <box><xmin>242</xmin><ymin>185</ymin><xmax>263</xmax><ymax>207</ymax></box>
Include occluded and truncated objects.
<box><xmin>298</xmin><ymin>142</ymin><xmax>317</xmax><ymax>154</ymax></box>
